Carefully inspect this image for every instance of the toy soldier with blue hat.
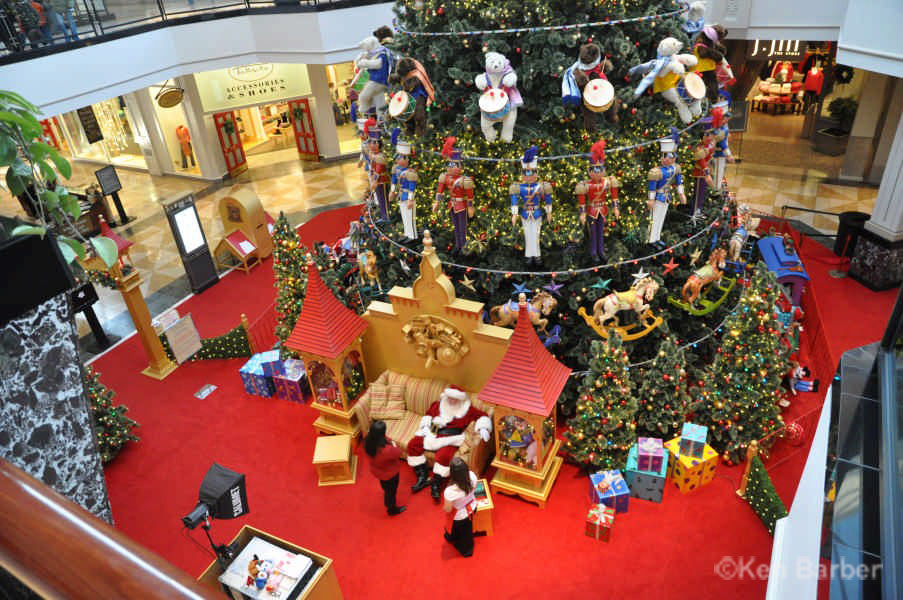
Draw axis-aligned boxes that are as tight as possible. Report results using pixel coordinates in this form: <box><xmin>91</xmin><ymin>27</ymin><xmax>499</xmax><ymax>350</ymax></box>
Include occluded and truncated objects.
<box><xmin>510</xmin><ymin>146</ymin><xmax>554</xmax><ymax>267</ymax></box>
<box><xmin>389</xmin><ymin>129</ymin><xmax>419</xmax><ymax>241</ymax></box>
<box><xmin>647</xmin><ymin>129</ymin><xmax>686</xmax><ymax>246</ymax></box>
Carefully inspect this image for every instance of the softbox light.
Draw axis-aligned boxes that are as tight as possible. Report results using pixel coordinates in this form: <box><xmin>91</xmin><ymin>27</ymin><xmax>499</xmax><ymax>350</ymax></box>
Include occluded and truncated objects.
<box><xmin>199</xmin><ymin>463</ymin><xmax>249</xmax><ymax>521</ymax></box>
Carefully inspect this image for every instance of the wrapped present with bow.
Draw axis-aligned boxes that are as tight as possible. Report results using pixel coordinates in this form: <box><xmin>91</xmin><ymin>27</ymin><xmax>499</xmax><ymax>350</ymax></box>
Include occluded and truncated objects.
<box><xmin>239</xmin><ymin>354</ymin><xmax>275</xmax><ymax>397</ymax></box>
<box><xmin>586</xmin><ymin>504</ymin><xmax>615</xmax><ymax>542</ymax></box>
<box><xmin>625</xmin><ymin>443</ymin><xmax>669</xmax><ymax>503</ymax></box>
<box><xmin>273</xmin><ymin>358</ymin><xmax>308</xmax><ymax>404</ymax></box>
<box><xmin>636</xmin><ymin>437</ymin><xmax>665</xmax><ymax>472</ymax></box>
<box><xmin>679</xmin><ymin>422</ymin><xmax>708</xmax><ymax>459</ymax></box>
<box><xmin>589</xmin><ymin>469</ymin><xmax>630</xmax><ymax>513</ymax></box>
<box><xmin>664</xmin><ymin>437</ymin><xmax>719</xmax><ymax>494</ymax></box>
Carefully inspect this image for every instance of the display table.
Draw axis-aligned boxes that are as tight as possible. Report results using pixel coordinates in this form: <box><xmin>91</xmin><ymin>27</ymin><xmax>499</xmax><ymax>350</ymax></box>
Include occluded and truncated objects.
<box><xmin>312</xmin><ymin>434</ymin><xmax>357</xmax><ymax>486</ymax></box>
<box><xmin>197</xmin><ymin>525</ymin><xmax>343</xmax><ymax>600</ymax></box>
<box><xmin>472</xmin><ymin>479</ymin><xmax>494</xmax><ymax>537</ymax></box>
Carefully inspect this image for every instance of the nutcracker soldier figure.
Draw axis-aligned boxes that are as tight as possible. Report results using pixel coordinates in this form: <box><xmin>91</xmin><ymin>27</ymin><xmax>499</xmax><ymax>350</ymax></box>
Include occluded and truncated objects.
<box><xmin>691</xmin><ymin>112</ymin><xmax>718</xmax><ymax>216</ymax></box>
<box><xmin>389</xmin><ymin>131</ymin><xmax>419</xmax><ymax>241</ymax></box>
<box><xmin>510</xmin><ymin>146</ymin><xmax>553</xmax><ymax>267</ymax></box>
<box><xmin>575</xmin><ymin>140</ymin><xmax>620</xmax><ymax>261</ymax></box>
<box><xmin>367</xmin><ymin>121</ymin><xmax>390</xmax><ymax>222</ymax></box>
<box><xmin>432</xmin><ymin>137</ymin><xmax>474</xmax><ymax>255</ymax></box>
<box><xmin>647</xmin><ymin>131</ymin><xmax>686</xmax><ymax>246</ymax></box>
<box><xmin>356</xmin><ymin>117</ymin><xmax>370</xmax><ymax>173</ymax></box>
<box><xmin>712</xmin><ymin>98</ymin><xmax>734</xmax><ymax>192</ymax></box>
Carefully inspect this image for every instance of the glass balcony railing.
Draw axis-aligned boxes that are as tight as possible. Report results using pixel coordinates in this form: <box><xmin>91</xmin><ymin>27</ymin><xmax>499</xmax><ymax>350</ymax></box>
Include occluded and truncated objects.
<box><xmin>0</xmin><ymin>0</ymin><xmax>388</xmax><ymax>62</ymax></box>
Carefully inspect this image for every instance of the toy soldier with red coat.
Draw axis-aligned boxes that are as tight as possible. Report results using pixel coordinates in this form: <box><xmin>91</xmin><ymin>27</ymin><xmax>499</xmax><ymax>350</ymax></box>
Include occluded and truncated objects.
<box><xmin>575</xmin><ymin>140</ymin><xmax>620</xmax><ymax>261</ymax></box>
<box><xmin>691</xmin><ymin>110</ymin><xmax>719</xmax><ymax>216</ymax></box>
<box><xmin>432</xmin><ymin>137</ymin><xmax>475</xmax><ymax>255</ymax></box>
<box><xmin>367</xmin><ymin>120</ymin><xmax>391</xmax><ymax>222</ymax></box>
<box><xmin>407</xmin><ymin>385</ymin><xmax>493</xmax><ymax>501</ymax></box>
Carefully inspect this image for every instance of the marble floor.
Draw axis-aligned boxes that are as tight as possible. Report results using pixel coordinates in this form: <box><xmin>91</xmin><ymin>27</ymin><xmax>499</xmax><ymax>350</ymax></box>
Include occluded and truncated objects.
<box><xmin>0</xmin><ymin>114</ymin><xmax>878</xmax><ymax>360</ymax></box>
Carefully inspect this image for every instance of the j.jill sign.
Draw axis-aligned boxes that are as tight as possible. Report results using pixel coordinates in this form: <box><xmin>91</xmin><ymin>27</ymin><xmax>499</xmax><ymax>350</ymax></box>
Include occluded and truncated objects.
<box><xmin>196</xmin><ymin>63</ymin><xmax>312</xmax><ymax>112</ymax></box>
<box><xmin>748</xmin><ymin>39</ymin><xmax>805</xmax><ymax>61</ymax></box>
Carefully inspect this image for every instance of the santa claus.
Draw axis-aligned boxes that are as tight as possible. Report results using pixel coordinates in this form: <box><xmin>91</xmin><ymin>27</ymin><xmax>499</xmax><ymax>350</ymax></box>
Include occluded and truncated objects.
<box><xmin>406</xmin><ymin>385</ymin><xmax>493</xmax><ymax>501</ymax></box>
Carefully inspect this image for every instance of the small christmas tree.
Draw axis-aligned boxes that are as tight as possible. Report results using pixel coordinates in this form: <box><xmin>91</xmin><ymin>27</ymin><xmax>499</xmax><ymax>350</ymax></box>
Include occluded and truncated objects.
<box><xmin>272</xmin><ymin>212</ymin><xmax>309</xmax><ymax>344</ymax></box>
<box><xmin>83</xmin><ymin>366</ymin><xmax>139</xmax><ymax>463</ymax></box>
<box><xmin>635</xmin><ymin>336</ymin><xmax>690</xmax><ymax>439</ymax></box>
<box><xmin>744</xmin><ymin>455</ymin><xmax>788</xmax><ymax>535</ymax></box>
<box><xmin>694</xmin><ymin>263</ymin><xmax>789</xmax><ymax>463</ymax></box>
<box><xmin>564</xmin><ymin>334</ymin><xmax>637</xmax><ymax>471</ymax></box>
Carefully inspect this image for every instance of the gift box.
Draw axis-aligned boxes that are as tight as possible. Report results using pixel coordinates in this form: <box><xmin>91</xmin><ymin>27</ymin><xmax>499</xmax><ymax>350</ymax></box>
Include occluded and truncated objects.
<box><xmin>679</xmin><ymin>423</ymin><xmax>708</xmax><ymax>459</ymax></box>
<box><xmin>636</xmin><ymin>437</ymin><xmax>664</xmax><ymax>472</ymax></box>
<box><xmin>585</xmin><ymin>504</ymin><xmax>615</xmax><ymax>542</ymax></box>
<box><xmin>274</xmin><ymin>359</ymin><xmax>307</xmax><ymax>403</ymax></box>
<box><xmin>239</xmin><ymin>354</ymin><xmax>275</xmax><ymax>397</ymax></box>
<box><xmin>258</xmin><ymin>350</ymin><xmax>284</xmax><ymax>378</ymax></box>
<box><xmin>664</xmin><ymin>437</ymin><xmax>719</xmax><ymax>494</ymax></box>
<box><xmin>625</xmin><ymin>444</ymin><xmax>668</xmax><ymax>503</ymax></box>
<box><xmin>589</xmin><ymin>470</ymin><xmax>630</xmax><ymax>513</ymax></box>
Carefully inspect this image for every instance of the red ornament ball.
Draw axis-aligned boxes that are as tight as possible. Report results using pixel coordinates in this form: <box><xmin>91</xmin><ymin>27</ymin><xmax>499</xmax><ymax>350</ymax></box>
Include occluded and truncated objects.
<box><xmin>785</xmin><ymin>422</ymin><xmax>805</xmax><ymax>446</ymax></box>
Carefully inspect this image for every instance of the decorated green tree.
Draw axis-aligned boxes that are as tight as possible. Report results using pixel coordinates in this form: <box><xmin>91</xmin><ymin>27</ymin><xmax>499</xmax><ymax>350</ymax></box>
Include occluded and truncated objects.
<box><xmin>744</xmin><ymin>455</ymin><xmax>788</xmax><ymax>535</ymax></box>
<box><xmin>635</xmin><ymin>335</ymin><xmax>691</xmax><ymax>439</ymax></box>
<box><xmin>564</xmin><ymin>334</ymin><xmax>638</xmax><ymax>470</ymax></box>
<box><xmin>272</xmin><ymin>212</ymin><xmax>309</xmax><ymax>344</ymax></box>
<box><xmin>83</xmin><ymin>366</ymin><xmax>139</xmax><ymax>463</ymax></box>
<box><xmin>693</xmin><ymin>263</ymin><xmax>789</xmax><ymax>463</ymax></box>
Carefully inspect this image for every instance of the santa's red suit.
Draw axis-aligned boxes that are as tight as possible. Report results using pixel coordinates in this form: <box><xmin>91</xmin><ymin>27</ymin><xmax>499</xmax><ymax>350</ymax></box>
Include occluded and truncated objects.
<box><xmin>406</xmin><ymin>386</ymin><xmax>492</xmax><ymax>479</ymax></box>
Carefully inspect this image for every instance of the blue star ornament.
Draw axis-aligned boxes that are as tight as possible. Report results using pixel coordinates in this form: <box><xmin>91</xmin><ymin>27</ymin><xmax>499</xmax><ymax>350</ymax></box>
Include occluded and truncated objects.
<box><xmin>513</xmin><ymin>281</ymin><xmax>530</xmax><ymax>295</ymax></box>
<box><xmin>543</xmin><ymin>282</ymin><xmax>564</xmax><ymax>297</ymax></box>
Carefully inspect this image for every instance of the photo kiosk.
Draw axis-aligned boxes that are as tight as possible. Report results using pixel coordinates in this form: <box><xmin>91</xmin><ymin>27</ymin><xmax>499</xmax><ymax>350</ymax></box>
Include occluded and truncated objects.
<box><xmin>162</xmin><ymin>193</ymin><xmax>219</xmax><ymax>294</ymax></box>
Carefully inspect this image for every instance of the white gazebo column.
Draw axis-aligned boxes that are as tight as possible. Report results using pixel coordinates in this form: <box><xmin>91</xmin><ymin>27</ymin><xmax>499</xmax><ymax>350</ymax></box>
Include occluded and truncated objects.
<box><xmin>306</xmin><ymin>64</ymin><xmax>341</xmax><ymax>159</ymax></box>
<box><xmin>849</xmin><ymin>111</ymin><xmax>903</xmax><ymax>290</ymax></box>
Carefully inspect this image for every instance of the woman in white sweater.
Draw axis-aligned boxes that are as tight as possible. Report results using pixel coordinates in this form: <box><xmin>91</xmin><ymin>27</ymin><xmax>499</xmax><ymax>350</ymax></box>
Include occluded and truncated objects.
<box><xmin>443</xmin><ymin>457</ymin><xmax>478</xmax><ymax>557</ymax></box>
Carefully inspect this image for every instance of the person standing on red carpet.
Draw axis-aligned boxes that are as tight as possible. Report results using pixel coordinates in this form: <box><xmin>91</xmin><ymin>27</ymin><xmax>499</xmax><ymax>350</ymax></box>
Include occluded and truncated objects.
<box><xmin>364</xmin><ymin>420</ymin><xmax>406</xmax><ymax>516</ymax></box>
<box><xmin>443</xmin><ymin>457</ymin><xmax>478</xmax><ymax>557</ymax></box>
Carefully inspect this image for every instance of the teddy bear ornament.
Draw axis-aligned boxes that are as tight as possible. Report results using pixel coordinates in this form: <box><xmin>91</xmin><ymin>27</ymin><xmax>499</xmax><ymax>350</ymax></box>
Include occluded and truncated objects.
<box><xmin>475</xmin><ymin>51</ymin><xmax>522</xmax><ymax>142</ymax></box>
<box><xmin>629</xmin><ymin>37</ymin><xmax>703</xmax><ymax>124</ymax></box>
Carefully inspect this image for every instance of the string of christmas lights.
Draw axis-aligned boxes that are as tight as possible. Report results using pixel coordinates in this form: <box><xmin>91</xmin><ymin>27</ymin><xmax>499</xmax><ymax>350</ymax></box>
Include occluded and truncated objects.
<box><xmin>364</xmin><ymin>200</ymin><xmax>718</xmax><ymax>275</ymax></box>
<box><xmin>393</xmin><ymin>4</ymin><xmax>687</xmax><ymax>37</ymax></box>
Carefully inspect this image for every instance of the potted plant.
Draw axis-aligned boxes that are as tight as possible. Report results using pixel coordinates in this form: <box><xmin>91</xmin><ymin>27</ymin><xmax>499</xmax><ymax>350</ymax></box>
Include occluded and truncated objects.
<box><xmin>813</xmin><ymin>97</ymin><xmax>858</xmax><ymax>156</ymax></box>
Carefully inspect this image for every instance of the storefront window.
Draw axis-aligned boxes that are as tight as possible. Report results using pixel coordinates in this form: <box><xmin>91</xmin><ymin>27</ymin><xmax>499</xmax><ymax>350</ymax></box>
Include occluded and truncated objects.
<box><xmin>149</xmin><ymin>83</ymin><xmax>200</xmax><ymax>176</ymax></box>
<box><xmin>326</xmin><ymin>62</ymin><xmax>359</xmax><ymax>155</ymax></box>
<box><xmin>59</xmin><ymin>97</ymin><xmax>146</xmax><ymax>169</ymax></box>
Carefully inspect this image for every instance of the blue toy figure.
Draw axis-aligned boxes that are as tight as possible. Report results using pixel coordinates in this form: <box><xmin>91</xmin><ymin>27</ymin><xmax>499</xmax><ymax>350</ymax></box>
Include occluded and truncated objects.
<box><xmin>509</xmin><ymin>146</ymin><xmax>553</xmax><ymax>267</ymax></box>
<box><xmin>647</xmin><ymin>130</ymin><xmax>686</xmax><ymax>246</ymax></box>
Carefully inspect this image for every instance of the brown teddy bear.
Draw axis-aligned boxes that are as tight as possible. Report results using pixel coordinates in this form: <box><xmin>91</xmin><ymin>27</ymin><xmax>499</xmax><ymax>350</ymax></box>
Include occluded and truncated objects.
<box><xmin>691</xmin><ymin>25</ymin><xmax>729</xmax><ymax>103</ymax></box>
<box><xmin>388</xmin><ymin>57</ymin><xmax>435</xmax><ymax>137</ymax></box>
<box><xmin>569</xmin><ymin>43</ymin><xmax>620</xmax><ymax>130</ymax></box>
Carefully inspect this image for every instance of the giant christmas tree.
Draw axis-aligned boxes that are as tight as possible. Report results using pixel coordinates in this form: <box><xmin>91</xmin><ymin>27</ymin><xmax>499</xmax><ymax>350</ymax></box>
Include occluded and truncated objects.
<box><xmin>692</xmin><ymin>263</ymin><xmax>789</xmax><ymax>463</ymax></box>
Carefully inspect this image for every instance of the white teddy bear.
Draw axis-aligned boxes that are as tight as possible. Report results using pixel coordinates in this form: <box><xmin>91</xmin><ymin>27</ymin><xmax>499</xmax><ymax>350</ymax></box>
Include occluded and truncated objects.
<box><xmin>354</xmin><ymin>35</ymin><xmax>390</xmax><ymax>118</ymax></box>
<box><xmin>474</xmin><ymin>51</ymin><xmax>523</xmax><ymax>142</ymax></box>
<box><xmin>629</xmin><ymin>37</ymin><xmax>702</xmax><ymax>124</ymax></box>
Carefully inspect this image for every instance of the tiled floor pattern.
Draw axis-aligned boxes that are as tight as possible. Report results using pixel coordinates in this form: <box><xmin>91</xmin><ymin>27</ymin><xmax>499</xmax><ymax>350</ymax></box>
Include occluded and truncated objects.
<box><xmin>0</xmin><ymin>112</ymin><xmax>879</xmax><ymax>358</ymax></box>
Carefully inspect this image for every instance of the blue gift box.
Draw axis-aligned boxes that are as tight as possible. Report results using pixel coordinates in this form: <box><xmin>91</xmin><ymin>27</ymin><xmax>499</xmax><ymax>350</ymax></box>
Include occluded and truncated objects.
<box><xmin>239</xmin><ymin>354</ymin><xmax>275</xmax><ymax>397</ymax></box>
<box><xmin>258</xmin><ymin>350</ymin><xmax>284</xmax><ymax>377</ymax></box>
<box><xmin>679</xmin><ymin>423</ymin><xmax>708</xmax><ymax>459</ymax></box>
<box><xmin>590</xmin><ymin>469</ymin><xmax>630</xmax><ymax>513</ymax></box>
<box><xmin>625</xmin><ymin>444</ymin><xmax>669</xmax><ymax>503</ymax></box>
<box><xmin>274</xmin><ymin>359</ymin><xmax>307</xmax><ymax>403</ymax></box>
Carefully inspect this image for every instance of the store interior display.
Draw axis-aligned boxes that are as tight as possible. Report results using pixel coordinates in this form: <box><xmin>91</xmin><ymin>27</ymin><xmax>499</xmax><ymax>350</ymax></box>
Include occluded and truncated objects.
<box><xmin>59</xmin><ymin>97</ymin><xmax>147</xmax><ymax>169</ymax></box>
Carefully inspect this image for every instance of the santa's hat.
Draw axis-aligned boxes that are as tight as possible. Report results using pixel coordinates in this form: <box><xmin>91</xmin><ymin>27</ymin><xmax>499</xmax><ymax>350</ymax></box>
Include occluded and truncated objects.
<box><xmin>441</xmin><ymin>137</ymin><xmax>462</xmax><ymax>161</ymax></box>
<box><xmin>589</xmin><ymin>140</ymin><xmax>607</xmax><ymax>167</ymax></box>
<box><xmin>443</xmin><ymin>385</ymin><xmax>467</xmax><ymax>401</ymax></box>
<box><xmin>521</xmin><ymin>145</ymin><xmax>539</xmax><ymax>170</ymax></box>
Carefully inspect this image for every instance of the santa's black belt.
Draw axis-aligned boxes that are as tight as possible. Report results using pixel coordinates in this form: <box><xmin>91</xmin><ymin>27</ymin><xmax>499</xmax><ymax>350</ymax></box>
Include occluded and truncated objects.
<box><xmin>435</xmin><ymin>427</ymin><xmax>464</xmax><ymax>436</ymax></box>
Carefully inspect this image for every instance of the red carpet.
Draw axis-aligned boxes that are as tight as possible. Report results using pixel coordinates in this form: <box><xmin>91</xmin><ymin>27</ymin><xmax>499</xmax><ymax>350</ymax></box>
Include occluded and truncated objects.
<box><xmin>92</xmin><ymin>211</ymin><xmax>898</xmax><ymax>600</ymax></box>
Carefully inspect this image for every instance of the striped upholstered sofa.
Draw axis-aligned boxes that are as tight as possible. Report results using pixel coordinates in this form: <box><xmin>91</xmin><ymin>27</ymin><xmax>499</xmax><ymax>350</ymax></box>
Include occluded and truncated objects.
<box><xmin>352</xmin><ymin>370</ymin><xmax>494</xmax><ymax>475</ymax></box>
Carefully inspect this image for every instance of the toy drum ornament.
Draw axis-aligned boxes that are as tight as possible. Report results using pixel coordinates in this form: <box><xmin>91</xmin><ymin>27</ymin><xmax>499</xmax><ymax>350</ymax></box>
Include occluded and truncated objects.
<box><xmin>388</xmin><ymin>91</ymin><xmax>416</xmax><ymax>122</ymax></box>
<box><xmin>682</xmin><ymin>72</ymin><xmax>706</xmax><ymax>100</ymax></box>
<box><xmin>479</xmin><ymin>89</ymin><xmax>511</xmax><ymax>122</ymax></box>
<box><xmin>582</xmin><ymin>79</ymin><xmax>615</xmax><ymax>113</ymax></box>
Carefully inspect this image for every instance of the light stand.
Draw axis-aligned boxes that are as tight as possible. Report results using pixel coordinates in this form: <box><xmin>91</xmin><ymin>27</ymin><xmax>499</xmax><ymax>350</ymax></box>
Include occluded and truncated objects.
<box><xmin>200</xmin><ymin>512</ymin><xmax>237</xmax><ymax>572</ymax></box>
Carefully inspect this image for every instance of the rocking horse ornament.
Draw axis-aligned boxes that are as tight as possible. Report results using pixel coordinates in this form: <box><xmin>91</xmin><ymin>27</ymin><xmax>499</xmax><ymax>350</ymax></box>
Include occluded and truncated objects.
<box><xmin>577</xmin><ymin>273</ymin><xmax>664</xmax><ymax>341</ymax></box>
<box><xmin>668</xmin><ymin>246</ymin><xmax>736</xmax><ymax>315</ymax></box>
<box><xmin>489</xmin><ymin>291</ymin><xmax>558</xmax><ymax>333</ymax></box>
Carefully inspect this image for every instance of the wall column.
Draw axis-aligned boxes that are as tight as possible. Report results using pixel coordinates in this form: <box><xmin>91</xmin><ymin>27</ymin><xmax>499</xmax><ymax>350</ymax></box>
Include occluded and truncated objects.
<box><xmin>130</xmin><ymin>88</ymin><xmax>169</xmax><ymax>177</ymax></box>
<box><xmin>306</xmin><ymin>64</ymin><xmax>341</xmax><ymax>159</ymax></box>
<box><xmin>848</xmin><ymin>111</ymin><xmax>903</xmax><ymax>290</ymax></box>
<box><xmin>840</xmin><ymin>72</ymin><xmax>890</xmax><ymax>181</ymax></box>
<box><xmin>177</xmin><ymin>75</ymin><xmax>227</xmax><ymax>180</ymax></box>
<box><xmin>122</xmin><ymin>92</ymin><xmax>163</xmax><ymax>176</ymax></box>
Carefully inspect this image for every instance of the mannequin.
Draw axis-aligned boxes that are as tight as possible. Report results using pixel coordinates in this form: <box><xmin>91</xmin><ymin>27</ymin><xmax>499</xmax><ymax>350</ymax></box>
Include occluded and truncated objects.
<box><xmin>802</xmin><ymin>61</ymin><xmax>825</xmax><ymax>112</ymax></box>
<box><xmin>176</xmin><ymin>125</ymin><xmax>195</xmax><ymax>169</ymax></box>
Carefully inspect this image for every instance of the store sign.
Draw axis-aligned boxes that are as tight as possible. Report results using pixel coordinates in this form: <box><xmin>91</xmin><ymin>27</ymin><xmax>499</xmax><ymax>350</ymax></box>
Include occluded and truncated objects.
<box><xmin>195</xmin><ymin>63</ymin><xmax>312</xmax><ymax>112</ymax></box>
<box><xmin>748</xmin><ymin>39</ymin><xmax>804</xmax><ymax>61</ymax></box>
<box><xmin>76</xmin><ymin>106</ymin><xmax>103</xmax><ymax>144</ymax></box>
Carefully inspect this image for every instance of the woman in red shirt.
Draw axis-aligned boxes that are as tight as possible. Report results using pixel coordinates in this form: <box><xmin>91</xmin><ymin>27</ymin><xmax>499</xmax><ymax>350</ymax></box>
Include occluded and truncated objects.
<box><xmin>364</xmin><ymin>420</ymin><xmax>406</xmax><ymax>516</ymax></box>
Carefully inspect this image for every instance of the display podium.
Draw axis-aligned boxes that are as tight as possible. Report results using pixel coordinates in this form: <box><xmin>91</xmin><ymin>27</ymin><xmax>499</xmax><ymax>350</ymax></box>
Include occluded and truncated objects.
<box><xmin>197</xmin><ymin>526</ymin><xmax>343</xmax><ymax>600</ymax></box>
